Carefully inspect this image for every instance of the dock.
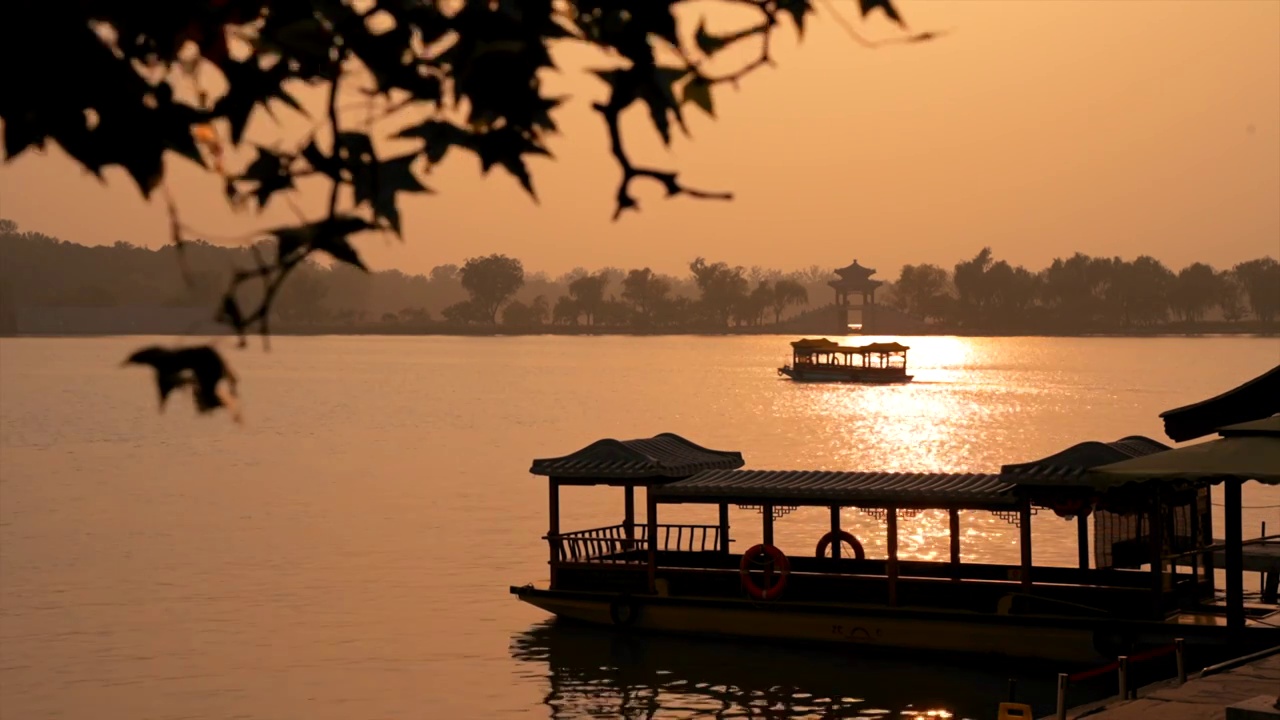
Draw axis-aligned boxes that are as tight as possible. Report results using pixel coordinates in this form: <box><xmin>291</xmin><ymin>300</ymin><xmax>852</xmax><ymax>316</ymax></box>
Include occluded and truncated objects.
<box><xmin>1048</xmin><ymin>648</ymin><xmax>1279</xmax><ymax>720</ymax></box>
<box><xmin>1172</xmin><ymin>538</ymin><xmax>1280</xmax><ymax>603</ymax></box>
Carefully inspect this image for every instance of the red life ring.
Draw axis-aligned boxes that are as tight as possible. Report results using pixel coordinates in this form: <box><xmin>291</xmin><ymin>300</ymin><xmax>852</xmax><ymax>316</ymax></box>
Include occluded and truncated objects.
<box><xmin>740</xmin><ymin>544</ymin><xmax>790</xmax><ymax>600</ymax></box>
<box><xmin>815</xmin><ymin>530</ymin><xmax>866</xmax><ymax>560</ymax></box>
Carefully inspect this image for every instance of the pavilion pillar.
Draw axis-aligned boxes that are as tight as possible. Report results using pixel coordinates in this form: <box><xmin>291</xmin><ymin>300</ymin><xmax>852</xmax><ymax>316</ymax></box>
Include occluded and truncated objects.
<box><xmin>718</xmin><ymin>503</ymin><xmax>730</xmax><ymax>553</ymax></box>
<box><xmin>1019</xmin><ymin>500</ymin><xmax>1033</xmax><ymax>594</ymax></box>
<box><xmin>548</xmin><ymin>479</ymin><xmax>561</xmax><ymax>589</ymax></box>
<box><xmin>762</xmin><ymin>504</ymin><xmax>775</xmax><ymax>546</ymax></box>
<box><xmin>948</xmin><ymin>508</ymin><xmax>961</xmax><ymax>580</ymax></box>
<box><xmin>887</xmin><ymin>508</ymin><xmax>900</xmax><ymax>606</ymax></box>
<box><xmin>1224</xmin><ymin>478</ymin><xmax>1245</xmax><ymax>631</ymax></box>
<box><xmin>647</xmin><ymin>490</ymin><xmax>659</xmax><ymax>594</ymax></box>
<box><xmin>830</xmin><ymin>506</ymin><xmax>842</xmax><ymax>560</ymax></box>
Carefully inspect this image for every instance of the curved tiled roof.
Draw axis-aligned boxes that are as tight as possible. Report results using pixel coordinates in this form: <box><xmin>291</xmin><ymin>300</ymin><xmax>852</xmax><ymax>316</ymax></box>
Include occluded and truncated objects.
<box><xmin>530</xmin><ymin>433</ymin><xmax>745</xmax><ymax>479</ymax></box>
<box><xmin>1000</xmin><ymin>435</ymin><xmax>1171</xmax><ymax>486</ymax></box>
<box><xmin>654</xmin><ymin>469</ymin><xmax>1015</xmax><ymax>507</ymax></box>
<box><xmin>791</xmin><ymin>338</ymin><xmax>840</xmax><ymax>350</ymax></box>
<box><xmin>833</xmin><ymin>260</ymin><xmax>877</xmax><ymax>279</ymax></box>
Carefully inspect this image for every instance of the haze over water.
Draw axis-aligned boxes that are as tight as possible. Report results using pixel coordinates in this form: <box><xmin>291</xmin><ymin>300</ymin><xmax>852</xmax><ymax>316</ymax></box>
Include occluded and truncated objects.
<box><xmin>1</xmin><ymin>335</ymin><xmax>1277</xmax><ymax>719</ymax></box>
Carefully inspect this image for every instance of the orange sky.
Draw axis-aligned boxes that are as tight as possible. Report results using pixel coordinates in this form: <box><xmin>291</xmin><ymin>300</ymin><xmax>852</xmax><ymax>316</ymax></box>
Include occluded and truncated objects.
<box><xmin>1</xmin><ymin>0</ymin><xmax>1277</xmax><ymax>278</ymax></box>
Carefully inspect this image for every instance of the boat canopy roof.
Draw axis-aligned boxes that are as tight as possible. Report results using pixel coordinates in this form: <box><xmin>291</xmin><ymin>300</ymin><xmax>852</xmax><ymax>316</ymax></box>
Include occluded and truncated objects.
<box><xmin>1000</xmin><ymin>435</ymin><xmax>1171</xmax><ymax>491</ymax></box>
<box><xmin>859</xmin><ymin>342</ymin><xmax>909</xmax><ymax>354</ymax></box>
<box><xmin>790</xmin><ymin>338</ymin><xmax>909</xmax><ymax>355</ymax></box>
<box><xmin>530</xmin><ymin>432</ymin><xmax>745</xmax><ymax>482</ymax></box>
<box><xmin>1090</xmin><ymin>415</ymin><xmax>1280</xmax><ymax>487</ymax></box>
<box><xmin>1159</xmin><ymin>364</ymin><xmax>1280</xmax><ymax>442</ymax></box>
<box><xmin>653</xmin><ymin>469</ymin><xmax>1015</xmax><ymax>509</ymax></box>
<box><xmin>790</xmin><ymin>338</ymin><xmax>840</xmax><ymax>351</ymax></box>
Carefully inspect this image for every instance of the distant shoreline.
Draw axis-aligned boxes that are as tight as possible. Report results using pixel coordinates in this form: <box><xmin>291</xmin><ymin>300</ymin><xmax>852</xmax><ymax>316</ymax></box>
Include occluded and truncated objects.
<box><xmin>3</xmin><ymin>325</ymin><xmax>1276</xmax><ymax>340</ymax></box>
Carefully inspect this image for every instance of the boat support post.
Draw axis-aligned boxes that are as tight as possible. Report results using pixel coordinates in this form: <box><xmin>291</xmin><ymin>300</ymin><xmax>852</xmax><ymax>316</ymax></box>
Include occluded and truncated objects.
<box><xmin>1076</xmin><ymin>513</ymin><xmax>1089</xmax><ymax>570</ymax></box>
<box><xmin>1019</xmin><ymin>499</ymin><xmax>1033</xmax><ymax>594</ymax></box>
<box><xmin>624</xmin><ymin>484</ymin><xmax>635</xmax><ymax>541</ymax></box>
<box><xmin>647</xmin><ymin>489</ymin><xmax>659</xmax><ymax>594</ymax></box>
<box><xmin>887</xmin><ymin>507</ymin><xmax>899</xmax><ymax>606</ymax></box>
<box><xmin>949</xmin><ymin>508</ymin><xmax>961</xmax><ymax>580</ymax></box>
<box><xmin>718</xmin><ymin>503</ymin><xmax>730</xmax><ymax>553</ymax></box>
<box><xmin>549</xmin><ymin>478</ymin><xmax>560</xmax><ymax>589</ymax></box>
<box><xmin>1149</xmin><ymin>491</ymin><xmax>1164</xmax><ymax>617</ymax></box>
<box><xmin>1224</xmin><ymin>478</ymin><xmax>1244</xmax><ymax>630</ymax></box>
<box><xmin>830</xmin><ymin>506</ymin><xmax>842</xmax><ymax>560</ymax></box>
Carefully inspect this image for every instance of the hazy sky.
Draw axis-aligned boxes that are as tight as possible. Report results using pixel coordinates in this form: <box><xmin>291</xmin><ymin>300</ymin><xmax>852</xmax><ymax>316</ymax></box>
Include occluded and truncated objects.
<box><xmin>1</xmin><ymin>0</ymin><xmax>1278</xmax><ymax>278</ymax></box>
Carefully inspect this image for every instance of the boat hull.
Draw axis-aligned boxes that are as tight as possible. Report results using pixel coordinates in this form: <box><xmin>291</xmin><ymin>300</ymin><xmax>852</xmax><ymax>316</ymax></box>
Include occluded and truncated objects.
<box><xmin>511</xmin><ymin>586</ymin><xmax>1280</xmax><ymax>664</ymax></box>
<box><xmin>778</xmin><ymin>366</ymin><xmax>913</xmax><ymax>384</ymax></box>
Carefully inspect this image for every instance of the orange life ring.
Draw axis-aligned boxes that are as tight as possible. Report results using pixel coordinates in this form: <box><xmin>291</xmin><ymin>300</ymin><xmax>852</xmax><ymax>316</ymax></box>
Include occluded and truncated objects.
<box><xmin>815</xmin><ymin>530</ymin><xmax>866</xmax><ymax>560</ymax></box>
<box><xmin>740</xmin><ymin>543</ymin><xmax>790</xmax><ymax>600</ymax></box>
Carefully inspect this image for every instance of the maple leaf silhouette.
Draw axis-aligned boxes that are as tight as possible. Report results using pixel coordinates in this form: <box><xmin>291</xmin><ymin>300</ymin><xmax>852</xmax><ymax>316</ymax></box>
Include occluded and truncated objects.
<box><xmin>124</xmin><ymin>345</ymin><xmax>241</xmax><ymax>423</ymax></box>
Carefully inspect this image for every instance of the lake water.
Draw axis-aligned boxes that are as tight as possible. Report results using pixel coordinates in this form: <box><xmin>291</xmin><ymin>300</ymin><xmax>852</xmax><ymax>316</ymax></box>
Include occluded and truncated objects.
<box><xmin>1</xmin><ymin>335</ymin><xmax>1277</xmax><ymax>720</ymax></box>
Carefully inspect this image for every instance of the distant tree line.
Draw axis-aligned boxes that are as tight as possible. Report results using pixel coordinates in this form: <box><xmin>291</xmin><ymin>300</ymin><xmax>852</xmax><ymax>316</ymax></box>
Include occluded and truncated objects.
<box><xmin>890</xmin><ymin>248</ymin><xmax>1279</xmax><ymax>332</ymax></box>
<box><xmin>0</xmin><ymin>220</ymin><xmax>825</xmax><ymax>333</ymax></box>
<box><xmin>1</xmin><ymin>220</ymin><xmax>1276</xmax><ymax>335</ymax></box>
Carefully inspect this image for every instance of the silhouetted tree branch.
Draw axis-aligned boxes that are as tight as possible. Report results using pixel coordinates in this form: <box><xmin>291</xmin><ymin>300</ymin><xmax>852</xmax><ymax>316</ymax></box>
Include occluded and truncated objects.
<box><xmin>0</xmin><ymin>0</ymin><xmax>931</xmax><ymax>418</ymax></box>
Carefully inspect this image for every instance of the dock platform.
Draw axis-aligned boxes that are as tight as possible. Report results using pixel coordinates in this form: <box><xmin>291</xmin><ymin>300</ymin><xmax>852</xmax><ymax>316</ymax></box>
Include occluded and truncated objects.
<box><xmin>1173</xmin><ymin>538</ymin><xmax>1280</xmax><ymax>603</ymax></box>
<box><xmin>1054</xmin><ymin>649</ymin><xmax>1279</xmax><ymax>720</ymax></box>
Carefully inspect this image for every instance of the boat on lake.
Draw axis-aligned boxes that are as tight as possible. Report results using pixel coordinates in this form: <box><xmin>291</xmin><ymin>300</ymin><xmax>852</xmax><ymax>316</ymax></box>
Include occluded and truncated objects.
<box><xmin>777</xmin><ymin>338</ymin><xmax>913</xmax><ymax>384</ymax></box>
<box><xmin>509</xmin><ymin>369</ymin><xmax>1280</xmax><ymax>665</ymax></box>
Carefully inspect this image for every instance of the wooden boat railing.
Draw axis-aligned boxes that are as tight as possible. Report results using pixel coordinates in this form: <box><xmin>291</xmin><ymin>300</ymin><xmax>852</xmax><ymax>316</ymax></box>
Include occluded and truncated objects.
<box><xmin>551</xmin><ymin>550</ymin><xmax>1212</xmax><ymax>619</ymax></box>
<box><xmin>548</xmin><ymin>524</ymin><xmax>723</xmax><ymax>564</ymax></box>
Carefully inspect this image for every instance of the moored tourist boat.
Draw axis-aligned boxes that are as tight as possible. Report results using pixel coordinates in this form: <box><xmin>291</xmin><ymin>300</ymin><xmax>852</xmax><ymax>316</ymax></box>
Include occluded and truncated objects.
<box><xmin>777</xmin><ymin>338</ymin><xmax>913</xmax><ymax>383</ymax></box>
<box><xmin>509</xmin><ymin>387</ymin><xmax>1280</xmax><ymax>664</ymax></box>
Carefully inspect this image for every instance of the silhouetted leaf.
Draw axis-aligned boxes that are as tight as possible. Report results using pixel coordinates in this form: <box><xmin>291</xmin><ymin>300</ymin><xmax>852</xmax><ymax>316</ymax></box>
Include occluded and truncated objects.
<box><xmin>642</xmin><ymin>66</ymin><xmax>691</xmax><ymax>145</ymax></box>
<box><xmin>91</xmin><ymin>110</ymin><xmax>167</xmax><ymax>196</ymax></box>
<box><xmin>354</xmin><ymin>154</ymin><xmax>430</xmax><ymax>233</ymax></box>
<box><xmin>155</xmin><ymin>90</ymin><xmax>207</xmax><ymax>168</ymax></box>
<box><xmin>124</xmin><ymin>345</ymin><xmax>240</xmax><ymax>421</ymax></box>
<box><xmin>269</xmin><ymin>16</ymin><xmax>334</xmax><ymax>60</ymax></box>
<box><xmin>473</xmin><ymin>129</ymin><xmax>550</xmax><ymax>198</ymax></box>
<box><xmin>395</xmin><ymin>119</ymin><xmax>472</xmax><ymax>165</ymax></box>
<box><xmin>683</xmin><ymin>77</ymin><xmax>715</xmax><ymax>118</ymax></box>
<box><xmin>2</xmin><ymin>115</ymin><xmax>43</xmax><ymax>158</ymax></box>
<box><xmin>859</xmin><ymin>0</ymin><xmax>904</xmax><ymax>26</ymax></box>
<box><xmin>240</xmin><ymin>146</ymin><xmax>294</xmax><ymax>208</ymax></box>
<box><xmin>335</xmin><ymin>132</ymin><xmax>376</xmax><ymax>167</ymax></box>
<box><xmin>695</xmin><ymin>19</ymin><xmax>729</xmax><ymax>55</ymax></box>
<box><xmin>316</xmin><ymin>235</ymin><xmax>367</xmax><ymax>271</ymax></box>
<box><xmin>778</xmin><ymin>0</ymin><xmax>814</xmax><ymax>35</ymax></box>
<box><xmin>212</xmin><ymin>59</ymin><xmax>303</xmax><ymax>143</ymax></box>
<box><xmin>300</xmin><ymin>138</ymin><xmax>338</xmax><ymax>178</ymax></box>
<box><xmin>268</xmin><ymin>216</ymin><xmax>375</xmax><ymax>271</ymax></box>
